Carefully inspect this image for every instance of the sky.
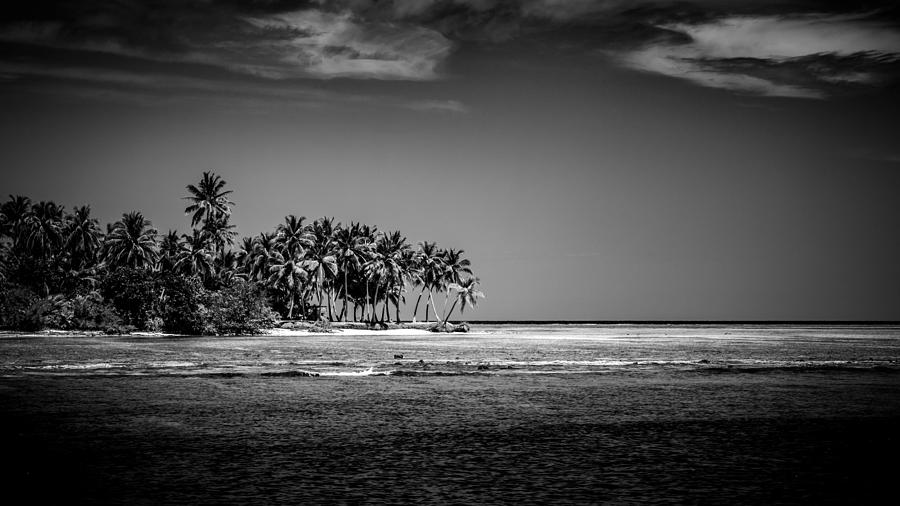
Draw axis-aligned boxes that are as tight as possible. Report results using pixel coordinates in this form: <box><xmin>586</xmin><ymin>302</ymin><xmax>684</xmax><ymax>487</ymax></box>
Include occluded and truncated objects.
<box><xmin>1</xmin><ymin>0</ymin><xmax>899</xmax><ymax>320</ymax></box>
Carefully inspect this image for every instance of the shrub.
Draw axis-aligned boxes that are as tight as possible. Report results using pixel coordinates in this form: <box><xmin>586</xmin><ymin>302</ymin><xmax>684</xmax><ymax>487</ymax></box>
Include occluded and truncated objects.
<box><xmin>0</xmin><ymin>283</ymin><xmax>41</xmax><ymax>330</ymax></box>
<box><xmin>0</xmin><ymin>285</ymin><xmax>73</xmax><ymax>331</ymax></box>
<box><xmin>203</xmin><ymin>280</ymin><xmax>277</xmax><ymax>335</ymax></box>
<box><xmin>157</xmin><ymin>274</ymin><xmax>208</xmax><ymax>335</ymax></box>
<box><xmin>69</xmin><ymin>291</ymin><xmax>123</xmax><ymax>331</ymax></box>
<box><xmin>100</xmin><ymin>268</ymin><xmax>158</xmax><ymax>329</ymax></box>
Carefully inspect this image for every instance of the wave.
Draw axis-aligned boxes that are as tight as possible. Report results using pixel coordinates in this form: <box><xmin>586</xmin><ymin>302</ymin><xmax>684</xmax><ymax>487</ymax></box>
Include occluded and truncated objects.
<box><xmin>6</xmin><ymin>357</ymin><xmax>898</xmax><ymax>379</ymax></box>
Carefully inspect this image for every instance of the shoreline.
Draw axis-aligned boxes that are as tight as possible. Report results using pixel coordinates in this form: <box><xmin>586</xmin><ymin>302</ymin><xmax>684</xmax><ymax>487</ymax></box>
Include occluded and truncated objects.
<box><xmin>0</xmin><ymin>321</ymin><xmax>470</xmax><ymax>339</ymax></box>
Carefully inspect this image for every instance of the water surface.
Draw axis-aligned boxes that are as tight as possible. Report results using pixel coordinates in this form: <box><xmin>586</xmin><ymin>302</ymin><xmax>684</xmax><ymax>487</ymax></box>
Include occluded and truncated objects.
<box><xmin>2</xmin><ymin>324</ymin><xmax>899</xmax><ymax>504</ymax></box>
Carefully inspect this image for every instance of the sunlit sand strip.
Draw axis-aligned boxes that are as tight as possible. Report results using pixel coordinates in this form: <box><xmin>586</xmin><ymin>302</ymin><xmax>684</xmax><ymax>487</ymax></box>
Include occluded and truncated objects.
<box><xmin>264</xmin><ymin>328</ymin><xmax>433</xmax><ymax>337</ymax></box>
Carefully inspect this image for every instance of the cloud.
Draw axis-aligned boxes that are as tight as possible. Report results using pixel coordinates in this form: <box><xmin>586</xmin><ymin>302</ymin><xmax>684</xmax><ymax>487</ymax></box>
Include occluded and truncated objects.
<box><xmin>403</xmin><ymin>99</ymin><xmax>469</xmax><ymax>113</ymax></box>
<box><xmin>1</xmin><ymin>0</ymin><xmax>898</xmax><ymax>100</ymax></box>
<box><xmin>614</xmin><ymin>13</ymin><xmax>900</xmax><ymax>98</ymax></box>
<box><xmin>241</xmin><ymin>10</ymin><xmax>453</xmax><ymax>79</ymax></box>
<box><xmin>0</xmin><ymin>60</ymin><xmax>469</xmax><ymax>113</ymax></box>
<box><xmin>0</xmin><ymin>2</ymin><xmax>453</xmax><ymax>81</ymax></box>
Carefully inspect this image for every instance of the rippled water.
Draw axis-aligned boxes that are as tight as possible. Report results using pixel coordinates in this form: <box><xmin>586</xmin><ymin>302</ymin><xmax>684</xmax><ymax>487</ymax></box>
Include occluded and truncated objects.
<box><xmin>2</xmin><ymin>325</ymin><xmax>900</xmax><ymax>504</ymax></box>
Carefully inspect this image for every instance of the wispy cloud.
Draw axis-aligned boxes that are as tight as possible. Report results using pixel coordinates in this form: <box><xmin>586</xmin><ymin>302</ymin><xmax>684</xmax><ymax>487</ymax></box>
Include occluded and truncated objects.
<box><xmin>615</xmin><ymin>13</ymin><xmax>900</xmax><ymax>98</ymax></box>
<box><xmin>403</xmin><ymin>99</ymin><xmax>469</xmax><ymax>113</ymax></box>
<box><xmin>0</xmin><ymin>61</ymin><xmax>468</xmax><ymax>113</ymax></box>
<box><xmin>1</xmin><ymin>0</ymin><xmax>898</xmax><ymax>101</ymax></box>
<box><xmin>241</xmin><ymin>10</ymin><xmax>453</xmax><ymax>80</ymax></box>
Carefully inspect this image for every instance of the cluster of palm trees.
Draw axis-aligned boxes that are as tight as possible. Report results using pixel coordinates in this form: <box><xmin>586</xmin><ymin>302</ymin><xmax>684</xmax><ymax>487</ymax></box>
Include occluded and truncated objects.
<box><xmin>0</xmin><ymin>171</ymin><xmax>483</xmax><ymax>325</ymax></box>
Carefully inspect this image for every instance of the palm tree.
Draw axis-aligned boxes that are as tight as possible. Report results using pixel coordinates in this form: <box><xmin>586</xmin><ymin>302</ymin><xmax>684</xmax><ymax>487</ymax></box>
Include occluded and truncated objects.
<box><xmin>305</xmin><ymin>218</ymin><xmax>338</xmax><ymax>321</ymax></box>
<box><xmin>248</xmin><ymin>232</ymin><xmax>279</xmax><ymax>282</ymax></box>
<box><xmin>174</xmin><ymin>230</ymin><xmax>215</xmax><ymax>281</ymax></box>
<box><xmin>158</xmin><ymin>230</ymin><xmax>184</xmax><ymax>274</ymax></box>
<box><xmin>216</xmin><ymin>249</ymin><xmax>239</xmax><ymax>286</ymax></box>
<box><xmin>441</xmin><ymin>277</ymin><xmax>484</xmax><ymax>325</ymax></box>
<box><xmin>267</xmin><ymin>249</ymin><xmax>308</xmax><ymax>319</ymax></box>
<box><xmin>203</xmin><ymin>215</ymin><xmax>237</xmax><ymax>254</ymax></box>
<box><xmin>65</xmin><ymin>205</ymin><xmax>102</xmax><ymax>269</ymax></box>
<box><xmin>102</xmin><ymin>211</ymin><xmax>159</xmax><ymax>269</ymax></box>
<box><xmin>363</xmin><ymin>248</ymin><xmax>388</xmax><ymax>324</ymax></box>
<box><xmin>438</xmin><ymin>248</ymin><xmax>473</xmax><ymax>320</ymax></box>
<box><xmin>183</xmin><ymin>171</ymin><xmax>234</xmax><ymax>255</ymax></box>
<box><xmin>0</xmin><ymin>195</ymin><xmax>33</xmax><ymax>251</ymax></box>
<box><xmin>332</xmin><ymin>222</ymin><xmax>368</xmax><ymax>321</ymax></box>
<box><xmin>234</xmin><ymin>236</ymin><xmax>256</xmax><ymax>280</ymax></box>
<box><xmin>276</xmin><ymin>215</ymin><xmax>312</xmax><ymax>257</ymax></box>
<box><xmin>25</xmin><ymin>201</ymin><xmax>65</xmax><ymax>260</ymax></box>
<box><xmin>412</xmin><ymin>241</ymin><xmax>444</xmax><ymax>322</ymax></box>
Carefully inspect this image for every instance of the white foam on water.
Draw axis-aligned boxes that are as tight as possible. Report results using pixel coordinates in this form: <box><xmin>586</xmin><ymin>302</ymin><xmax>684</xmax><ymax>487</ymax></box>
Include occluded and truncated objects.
<box><xmin>35</xmin><ymin>362</ymin><xmax>125</xmax><ymax>370</ymax></box>
<box><xmin>316</xmin><ymin>367</ymin><xmax>391</xmax><ymax>377</ymax></box>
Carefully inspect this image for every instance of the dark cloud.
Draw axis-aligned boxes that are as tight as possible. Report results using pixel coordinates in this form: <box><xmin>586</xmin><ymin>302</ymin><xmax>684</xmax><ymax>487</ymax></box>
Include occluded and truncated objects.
<box><xmin>0</xmin><ymin>0</ymin><xmax>898</xmax><ymax>98</ymax></box>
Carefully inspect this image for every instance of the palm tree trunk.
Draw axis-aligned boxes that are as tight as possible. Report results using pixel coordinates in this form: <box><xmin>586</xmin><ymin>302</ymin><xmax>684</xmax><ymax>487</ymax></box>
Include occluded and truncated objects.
<box><xmin>412</xmin><ymin>286</ymin><xmax>426</xmax><ymax>322</ymax></box>
<box><xmin>428</xmin><ymin>290</ymin><xmax>439</xmax><ymax>322</ymax></box>
<box><xmin>365</xmin><ymin>280</ymin><xmax>371</xmax><ymax>322</ymax></box>
<box><xmin>343</xmin><ymin>270</ymin><xmax>349</xmax><ymax>322</ymax></box>
<box><xmin>326</xmin><ymin>286</ymin><xmax>334</xmax><ymax>321</ymax></box>
<box><xmin>287</xmin><ymin>292</ymin><xmax>294</xmax><ymax>319</ymax></box>
<box><xmin>371</xmin><ymin>283</ymin><xmax>380</xmax><ymax>324</ymax></box>
<box><xmin>442</xmin><ymin>298</ymin><xmax>460</xmax><ymax>325</ymax></box>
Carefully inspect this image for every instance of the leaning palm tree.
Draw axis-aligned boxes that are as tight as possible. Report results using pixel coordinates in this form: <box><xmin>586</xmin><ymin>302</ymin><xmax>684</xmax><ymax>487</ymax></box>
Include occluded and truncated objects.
<box><xmin>438</xmin><ymin>248</ymin><xmax>473</xmax><ymax>320</ymax></box>
<box><xmin>102</xmin><ymin>211</ymin><xmax>159</xmax><ymax>270</ymax></box>
<box><xmin>412</xmin><ymin>241</ymin><xmax>444</xmax><ymax>322</ymax></box>
<box><xmin>441</xmin><ymin>276</ymin><xmax>484</xmax><ymax>325</ymax></box>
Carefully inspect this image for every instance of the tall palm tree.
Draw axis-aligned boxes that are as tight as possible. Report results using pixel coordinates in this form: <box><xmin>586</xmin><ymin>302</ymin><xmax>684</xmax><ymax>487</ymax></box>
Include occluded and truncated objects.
<box><xmin>305</xmin><ymin>218</ymin><xmax>338</xmax><ymax>321</ymax></box>
<box><xmin>356</xmin><ymin>223</ymin><xmax>378</xmax><ymax>321</ymax></box>
<box><xmin>332</xmin><ymin>222</ymin><xmax>368</xmax><ymax>321</ymax></box>
<box><xmin>25</xmin><ymin>201</ymin><xmax>65</xmax><ymax>260</ymax></box>
<box><xmin>102</xmin><ymin>211</ymin><xmax>159</xmax><ymax>269</ymax></box>
<box><xmin>441</xmin><ymin>276</ymin><xmax>484</xmax><ymax>325</ymax></box>
<box><xmin>276</xmin><ymin>215</ymin><xmax>312</xmax><ymax>257</ymax></box>
<box><xmin>0</xmin><ymin>195</ymin><xmax>33</xmax><ymax>250</ymax></box>
<box><xmin>248</xmin><ymin>232</ymin><xmax>279</xmax><ymax>282</ymax></box>
<box><xmin>438</xmin><ymin>248</ymin><xmax>473</xmax><ymax>320</ymax></box>
<box><xmin>412</xmin><ymin>241</ymin><xmax>444</xmax><ymax>322</ymax></box>
<box><xmin>267</xmin><ymin>250</ymin><xmax>308</xmax><ymax>319</ymax></box>
<box><xmin>363</xmin><ymin>247</ymin><xmax>388</xmax><ymax>324</ymax></box>
<box><xmin>65</xmin><ymin>205</ymin><xmax>102</xmax><ymax>269</ymax></box>
<box><xmin>183</xmin><ymin>171</ymin><xmax>234</xmax><ymax>256</ymax></box>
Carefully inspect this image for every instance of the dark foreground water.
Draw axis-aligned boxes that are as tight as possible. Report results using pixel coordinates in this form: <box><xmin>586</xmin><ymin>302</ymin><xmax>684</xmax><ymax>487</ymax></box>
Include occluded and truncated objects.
<box><xmin>2</xmin><ymin>325</ymin><xmax>899</xmax><ymax>504</ymax></box>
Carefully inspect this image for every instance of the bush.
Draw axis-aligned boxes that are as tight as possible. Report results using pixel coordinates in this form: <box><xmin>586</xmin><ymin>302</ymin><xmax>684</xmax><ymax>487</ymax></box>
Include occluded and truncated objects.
<box><xmin>0</xmin><ymin>283</ymin><xmax>41</xmax><ymax>330</ymax></box>
<box><xmin>100</xmin><ymin>268</ymin><xmax>158</xmax><ymax>329</ymax></box>
<box><xmin>69</xmin><ymin>291</ymin><xmax>123</xmax><ymax>331</ymax></box>
<box><xmin>203</xmin><ymin>280</ymin><xmax>277</xmax><ymax>335</ymax></box>
<box><xmin>0</xmin><ymin>285</ymin><xmax>72</xmax><ymax>331</ymax></box>
<box><xmin>157</xmin><ymin>274</ymin><xmax>207</xmax><ymax>335</ymax></box>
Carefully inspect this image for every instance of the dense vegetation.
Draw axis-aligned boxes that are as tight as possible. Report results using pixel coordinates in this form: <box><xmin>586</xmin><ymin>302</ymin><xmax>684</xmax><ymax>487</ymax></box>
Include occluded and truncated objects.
<box><xmin>0</xmin><ymin>172</ymin><xmax>483</xmax><ymax>334</ymax></box>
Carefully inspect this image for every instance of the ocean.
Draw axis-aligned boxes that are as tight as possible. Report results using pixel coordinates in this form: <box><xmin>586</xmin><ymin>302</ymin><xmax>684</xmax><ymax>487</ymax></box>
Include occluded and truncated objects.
<box><xmin>2</xmin><ymin>324</ymin><xmax>899</xmax><ymax>504</ymax></box>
